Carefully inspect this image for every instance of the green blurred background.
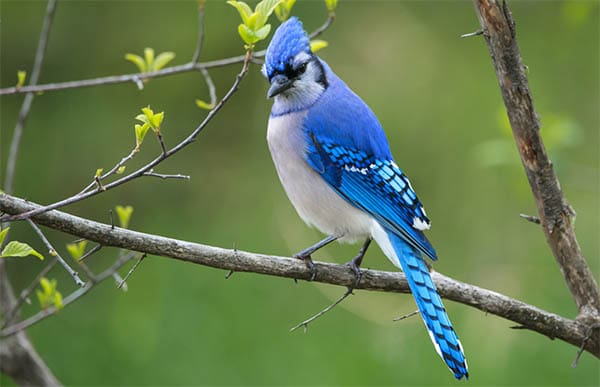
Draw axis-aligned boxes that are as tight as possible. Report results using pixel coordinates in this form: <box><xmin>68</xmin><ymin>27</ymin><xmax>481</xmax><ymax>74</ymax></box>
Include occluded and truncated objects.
<box><xmin>1</xmin><ymin>0</ymin><xmax>598</xmax><ymax>385</ymax></box>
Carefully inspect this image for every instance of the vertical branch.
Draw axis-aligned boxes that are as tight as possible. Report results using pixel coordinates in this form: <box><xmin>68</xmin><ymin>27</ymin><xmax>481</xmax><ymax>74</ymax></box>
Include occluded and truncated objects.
<box><xmin>470</xmin><ymin>0</ymin><xmax>600</xmax><ymax>319</ymax></box>
<box><xmin>0</xmin><ymin>1</ymin><xmax>62</xmax><ymax>385</ymax></box>
<box><xmin>191</xmin><ymin>0</ymin><xmax>206</xmax><ymax>65</ymax></box>
<box><xmin>4</xmin><ymin>0</ymin><xmax>57</xmax><ymax>195</ymax></box>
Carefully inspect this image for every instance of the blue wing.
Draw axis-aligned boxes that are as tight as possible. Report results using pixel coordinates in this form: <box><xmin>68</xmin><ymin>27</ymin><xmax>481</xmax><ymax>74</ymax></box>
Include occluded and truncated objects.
<box><xmin>305</xmin><ymin>132</ymin><xmax>437</xmax><ymax>260</ymax></box>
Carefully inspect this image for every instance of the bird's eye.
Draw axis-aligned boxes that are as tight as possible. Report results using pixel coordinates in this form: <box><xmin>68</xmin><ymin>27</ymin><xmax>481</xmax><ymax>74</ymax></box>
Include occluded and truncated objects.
<box><xmin>297</xmin><ymin>62</ymin><xmax>308</xmax><ymax>74</ymax></box>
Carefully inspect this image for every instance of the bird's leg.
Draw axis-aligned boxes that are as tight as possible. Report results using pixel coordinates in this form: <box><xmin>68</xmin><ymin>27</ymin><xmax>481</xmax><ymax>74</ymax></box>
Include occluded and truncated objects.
<box><xmin>290</xmin><ymin>237</ymin><xmax>373</xmax><ymax>333</ymax></box>
<box><xmin>293</xmin><ymin>234</ymin><xmax>338</xmax><ymax>281</ymax></box>
<box><xmin>346</xmin><ymin>238</ymin><xmax>372</xmax><ymax>289</ymax></box>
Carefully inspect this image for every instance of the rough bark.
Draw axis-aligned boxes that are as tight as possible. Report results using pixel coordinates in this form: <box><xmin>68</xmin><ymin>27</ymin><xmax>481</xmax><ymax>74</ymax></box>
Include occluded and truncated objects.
<box><xmin>1</xmin><ymin>193</ymin><xmax>597</xmax><ymax>357</ymax></box>
<box><xmin>471</xmin><ymin>0</ymin><xmax>600</xmax><ymax>324</ymax></box>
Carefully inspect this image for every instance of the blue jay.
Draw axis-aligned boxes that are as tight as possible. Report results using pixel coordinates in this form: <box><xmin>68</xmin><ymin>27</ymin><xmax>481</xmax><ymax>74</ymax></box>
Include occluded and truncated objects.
<box><xmin>263</xmin><ymin>17</ymin><xmax>468</xmax><ymax>380</ymax></box>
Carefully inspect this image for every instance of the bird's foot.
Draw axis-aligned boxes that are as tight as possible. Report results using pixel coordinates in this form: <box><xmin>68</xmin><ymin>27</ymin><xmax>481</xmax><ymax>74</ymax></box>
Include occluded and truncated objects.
<box><xmin>345</xmin><ymin>253</ymin><xmax>364</xmax><ymax>290</ymax></box>
<box><xmin>293</xmin><ymin>251</ymin><xmax>317</xmax><ymax>281</ymax></box>
<box><xmin>345</xmin><ymin>238</ymin><xmax>371</xmax><ymax>290</ymax></box>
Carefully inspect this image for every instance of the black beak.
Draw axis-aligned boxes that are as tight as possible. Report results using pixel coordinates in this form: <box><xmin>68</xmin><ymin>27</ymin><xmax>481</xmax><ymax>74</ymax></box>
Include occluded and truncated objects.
<box><xmin>267</xmin><ymin>74</ymin><xmax>293</xmax><ymax>98</ymax></box>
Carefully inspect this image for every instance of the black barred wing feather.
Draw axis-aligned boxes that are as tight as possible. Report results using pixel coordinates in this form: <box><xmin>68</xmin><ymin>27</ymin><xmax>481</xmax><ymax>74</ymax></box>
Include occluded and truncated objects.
<box><xmin>306</xmin><ymin>133</ymin><xmax>437</xmax><ymax>260</ymax></box>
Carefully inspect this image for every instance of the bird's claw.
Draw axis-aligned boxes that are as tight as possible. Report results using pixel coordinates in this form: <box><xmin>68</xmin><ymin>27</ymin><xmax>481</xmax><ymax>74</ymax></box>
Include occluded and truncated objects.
<box><xmin>346</xmin><ymin>259</ymin><xmax>363</xmax><ymax>290</ymax></box>
<box><xmin>293</xmin><ymin>252</ymin><xmax>317</xmax><ymax>281</ymax></box>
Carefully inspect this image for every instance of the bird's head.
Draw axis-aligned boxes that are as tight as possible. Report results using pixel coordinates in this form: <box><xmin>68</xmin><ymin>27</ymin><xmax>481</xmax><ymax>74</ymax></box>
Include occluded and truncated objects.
<box><xmin>263</xmin><ymin>17</ymin><xmax>328</xmax><ymax>102</ymax></box>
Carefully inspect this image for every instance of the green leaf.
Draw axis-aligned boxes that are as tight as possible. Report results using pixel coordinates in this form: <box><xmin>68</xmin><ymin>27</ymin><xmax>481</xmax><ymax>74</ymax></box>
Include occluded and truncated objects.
<box><xmin>310</xmin><ymin>39</ymin><xmax>328</xmax><ymax>52</ymax></box>
<box><xmin>66</xmin><ymin>240</ymin><xmax>87</xmax><ymax>261</ymax></box>
<box><xmin>0</xmin><ymin>227</ymin><xmax>9</xmax><ymax>247</ymax></box>
<box><xmin>17</xmin><ymin>70</ymin><xmax>27</xmax><ymax>88</ymax></box>
<box><xmin>275</xmin><ymin>0</ymin><xmax>296</xmax><ymax>21</ymax></box>
<box><xmin>195</xmin><ymin>99</ymin><xmax>215</xmax><ymax>110</ymax></box>
<box><xmin>135</xmin><ymin>113</ymin><xmax>150</xmax><ymax>125</ymax></box>
<box><xmin>144</xmin><ymin>47</ymin><xmax>155</xmax><ymax>70</ymax></box>
<box><xmin>1</xmin><ymin>241</ymin><xmax>44</xmax><ymax>260</ymax></box>
<box><xmin>135</xmin><ymin>123</ymin><xmax>150</xmax><ymax>149</ymax></box>
<box><xmin>53</xmin><ymin>291</ymin><xmax>64</xmax><ymax>310</ymax></box>
<box><xmin>116</xmin><ymin>166</ymin><xmax>127</xmax><ymax>174</ymax></box>
<box><xmin>246</xmin><ymin>12</ymin><xmax>260</xmax><ymax>30</ymax></box>
<box><xmin>254</xmin><ymin>24</ymin><xmax>271</xmax><ymax>41</ymax></box>
<box><xmin>152</xmin><ymin>52</ymin><xmax>175</xmax><ymax>71</ymax></box>
<box><xmin>37</xmin><ymin>277</ymin><xmax>62</xmax><ymax>310</ymax></box>
<box><xmin>115</xmin><ymin>205</ymin><xmax>134</xmax><ymax>229</ymax></box>
<box><xmin>151</xmin><ymin>111</ymin><xmax>164</xmax><ymax>129</ymax></box>
<box><xmin>125</xmin><ymin>53</ymin><xmax>147</xmax><ymax>72</ymax></box>
<box><xmin>238</xmin><ymin>23</ymin><xmax>257</xmax><ymax>45</ymax></box>
<box><xmin>324</xmin><ymin>0</ymin><xmax>338</xmax><ymax>12</ymax></box>
<box><xmin>95</xmin><ymin>168</ymin><xmax>103</xmax><ymax>178</ymax></box>
<box><xmin>255</xmin><ymin>0</ymin><xmax>282</xmax><ymax>28</ymax></box>
<box><xmin>40</xmin><ymin>277</ymin><xmax>55</xmax><ymax>294</ymax></box>
<box><xmin>227</xmin><ymin>1</ymin><xmax>253</xmax><ymax>25</ymax></box>
<box><xmin>141</xmin><ymin>106</ymin><xmax>154</xmax><ymax>120</ymax></box>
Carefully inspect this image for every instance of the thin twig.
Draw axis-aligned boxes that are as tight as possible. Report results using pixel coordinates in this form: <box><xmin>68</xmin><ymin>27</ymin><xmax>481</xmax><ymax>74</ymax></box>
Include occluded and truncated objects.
<box><xmin>113</xmin><ymin>272</ymin><xmax>127</xmax><ymax>291</ymax></box>
<box><xmin>156</xmin><ymin>133</ymin><xmax>168</xmax><ymax>156</ymax></box>
<box><xmin>460</xmin><ymin>29</ymin><xmax>484</xmax><ymax>38</ymax></box>
<box><xmin>0</xmin><ymin>252</ymin><xmax>135</xmax><ymax>337</ymax></box>
<box><xmin>78</xmin><ymin>149</ymin><xmax>138</xmax><ymax>195</ymax></box>
<box><xmin>26</xmin><ymin>219</ymin><xmax>86</xmax><ymax>287</ymax></box>
<box><xmin>309</xmin><ymin>14</ymin><xmax>335</xmax><ymax>39</ymax></box>
<box><xmin>1</xmin><ymin>51</ymin><xmax>253</xmax><ymax>223</ymax></box>
<box><xmin>94</xmin><ymin>174</ymin><xmax>105</xmax><ymax>192</ymax></box>
<box><xmin>0</xmin><ymin>13</ymin><xmax>335</xmax><ymax>98</ymax></box>
<box><xmin>191</xmin><ymin>0</ymin><xmax>206</xmax><ymax>65</ymax></box>
<box><xmin>290</xmin><ymin>286</ymin><xmax>354</xmax><ymax>333</ymax></box>
<box><xmin>200</xmin><ymin>67</ymin><xmax>217</xmax><ymax>107</ymax></box>
<box><xmin>519</xmin><ymin>213</ymin><xmax>541</xmax><ymax>224</ymax></box>
<box><xmin>76</xmin><ymin>260</ymin><xmax>98</xmax><ymax>283</ymax></box>
<box><xmin>143</xmin><ymin>171</ymin><xmax>190</xmax><ymax>180</ymax></box>
<box><xmin>0</xmin><ymin>59</ymin><xmax>242</xmax><ymax>96</ymax></box>
<box><xmin>3</xmin><ymin>0</ymin><xmax>57</xmax><ymax>195</ymax></box>
<box><xmin>1</xmin><ymin>257</ymin><xmax>59</xmax><ymax>327</ymax></box>
<box><xmin>393</xmin><ymin>310</ymin><xmax>419</xmax><ymax>322</ymax></box>
<box><xmin>572</xmin><ymin>323</ymin><xmax>600</xmax><ymax>368</ymax></box>
<box><xmin>117</xmin><ymin>253</ymin><xmax>146</xmax><ymax>289</ymax></box>
<box><xmin>78</xmin><ymin>243</ymin><xmax>102</xmax><ymax>262</ymax></box>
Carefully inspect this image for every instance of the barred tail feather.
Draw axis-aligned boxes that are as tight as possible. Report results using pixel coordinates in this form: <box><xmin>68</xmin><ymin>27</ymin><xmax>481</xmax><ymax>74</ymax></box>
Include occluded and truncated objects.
<box><xmin>386</xmin><ymin>230</ymin><xmax>468</xmax><ymax>380</ymax></box>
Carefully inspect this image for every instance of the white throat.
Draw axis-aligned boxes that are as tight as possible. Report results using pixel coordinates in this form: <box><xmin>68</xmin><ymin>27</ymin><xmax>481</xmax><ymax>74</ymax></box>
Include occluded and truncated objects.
<box><xmin>270</xmin><ymin>57</ymin><xmax>326</xmax><ymax>115</ymax></box>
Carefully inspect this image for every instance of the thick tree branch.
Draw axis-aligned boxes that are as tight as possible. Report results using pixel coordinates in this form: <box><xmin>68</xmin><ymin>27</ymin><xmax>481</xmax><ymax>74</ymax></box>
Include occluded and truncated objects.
<box><xmin>471</xmin><ymin>0</ymin><xmax>600</xmax><ymax>320</ymax></box>
<box><xmin>0</xmin><ymin>193</ymin><xmax>597</xmax><ymax>358</ymax></box>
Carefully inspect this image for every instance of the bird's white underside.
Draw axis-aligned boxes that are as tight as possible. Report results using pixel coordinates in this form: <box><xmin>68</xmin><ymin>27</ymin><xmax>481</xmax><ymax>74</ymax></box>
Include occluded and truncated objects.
<box><xmin>267</xmin><ymin>111</ymin><xmax>401</xmax><ymax>269</ymax></box>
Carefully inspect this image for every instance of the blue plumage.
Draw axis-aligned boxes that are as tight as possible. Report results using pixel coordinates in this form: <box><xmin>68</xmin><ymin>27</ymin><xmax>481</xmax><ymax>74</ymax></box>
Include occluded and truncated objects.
<box><xmin>306</xmin><ymin>135</ymin><xmax>437</xmax><ymax>260</ymax></box>
<box><xmin>388</xmin><ymin>232</ymin><xmax>468</xmax><ymax>379</ymax></box>
<box><xmin>264</xmin><ymin>17</ymin><xmax>311</xmax><ymax>79</ymax></box>
<box><xmin>264</xmin><ymin>17</ymin><xmax>468</xmax><ymax>380</ymax></box>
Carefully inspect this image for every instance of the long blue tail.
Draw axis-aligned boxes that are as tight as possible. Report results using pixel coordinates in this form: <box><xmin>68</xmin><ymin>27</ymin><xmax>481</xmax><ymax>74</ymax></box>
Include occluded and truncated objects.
<box><xmin>387</xmin><ymin>230</ymin><xmax>468</xmax><ymax>380</ymax></box>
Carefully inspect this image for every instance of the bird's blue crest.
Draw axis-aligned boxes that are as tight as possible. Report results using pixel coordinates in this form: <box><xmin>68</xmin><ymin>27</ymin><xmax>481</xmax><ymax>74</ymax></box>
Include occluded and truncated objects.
<box><xmin>264</xmin><ymin>17</ymin><xmax>311</xmax><ymax>78</ymax></box>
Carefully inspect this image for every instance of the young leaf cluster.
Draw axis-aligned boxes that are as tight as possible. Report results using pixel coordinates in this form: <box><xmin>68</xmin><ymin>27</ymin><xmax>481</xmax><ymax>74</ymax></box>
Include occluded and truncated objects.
<box><xmin>275</xmin><ymin>0</ymin><xmax>295</xmax><ymax>22</ymax></box>
<box><xmin>310</xmin><ymin>39</ymin><xmax>328</xmax><ymax>52</ymax></box>
<box><xmin>227</xmin><ymin>0</ymin><xmax>282</xmax><ymax>49</ymax></box>
<box><xmin>66</xmin><ymin>240</ymin><xmax>87</xmax><ymax>261</ymax></box>
<box><xmin>0</xmin><ymin>227</ymin><xmax>44</xmax><ymax>260</ymax></box>
<box><xmin>115</xmin><ymin>205</ymin><xmax>134</xmax><ymax>229</ymax></box>
<box><xmin>125</xmin><ymin>48</ymin><xmax>175</xmax><ymax>73</ymax></box>
<box><xmin>134</xmin><ymin>106</ymin><xmax>165</xmax><ymax>150</ymax></box>
<box><xmin>325</xmin><ymin>0</ymin><xmax>338</xmax><ymax>13</ymax></box>
<box><xmin>16</xmin><ymin>70</ymin><xmax>27</xmax><ymax>89</ymax></box>
<box><xmin>36</xmin><ymin>277</ymin><xmax>63</xmax><ymax>310</ymax></box>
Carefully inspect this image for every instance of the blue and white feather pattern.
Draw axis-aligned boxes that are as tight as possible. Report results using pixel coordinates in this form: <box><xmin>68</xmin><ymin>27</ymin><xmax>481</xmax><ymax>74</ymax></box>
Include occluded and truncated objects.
<box><xmin>264</xmin><ymin>17</ymin><xmax>468</xmax><ymax>380</ymax></box>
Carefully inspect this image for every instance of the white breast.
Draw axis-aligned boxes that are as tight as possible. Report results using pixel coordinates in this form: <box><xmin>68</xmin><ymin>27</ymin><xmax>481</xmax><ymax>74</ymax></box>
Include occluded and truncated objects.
<box><xmin>267</xmin><ymin>112</ymin><xmax>374</xmax><ymax>243</ymax></box>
